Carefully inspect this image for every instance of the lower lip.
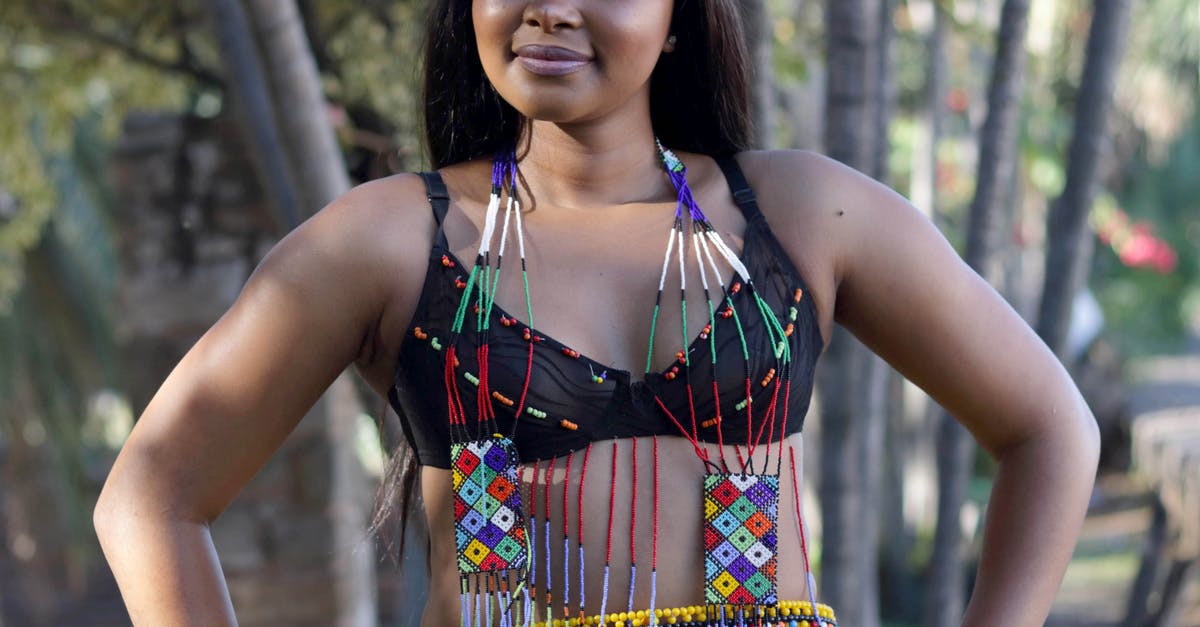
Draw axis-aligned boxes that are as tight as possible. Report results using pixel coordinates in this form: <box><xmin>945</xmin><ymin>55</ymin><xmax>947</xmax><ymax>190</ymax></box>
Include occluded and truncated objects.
<box><xmin>517</xmin><ymin>56</ymin><xmax>590</xmax><ymax>76</ymax></box>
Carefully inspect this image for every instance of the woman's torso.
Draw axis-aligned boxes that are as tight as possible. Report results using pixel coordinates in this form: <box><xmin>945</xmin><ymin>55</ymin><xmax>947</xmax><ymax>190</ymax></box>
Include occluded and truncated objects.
<box><xmin>357</xmin><ymin>152</ymin><xmax>836</xmax><ymax>624</ymax></box>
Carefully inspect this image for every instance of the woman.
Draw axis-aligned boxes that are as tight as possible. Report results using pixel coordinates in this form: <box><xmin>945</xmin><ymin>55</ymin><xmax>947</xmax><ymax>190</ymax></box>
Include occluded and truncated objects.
<box><xmin>94</xmin><ymin>1</ymin><xmax>1100</xmax><ymax>625</ymax></box>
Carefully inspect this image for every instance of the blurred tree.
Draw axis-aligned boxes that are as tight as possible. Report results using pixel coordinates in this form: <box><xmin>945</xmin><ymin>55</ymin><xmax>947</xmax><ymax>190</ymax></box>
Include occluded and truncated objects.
<box><xmin>208</xmin><ymin>0</ymin><xmax>301</xmax><ymax>231</ymax></box>
<box><xmin>740</xmin><ymin>0</ymin><xmax>777</xmax><ymax>148</ymax></box>
<box><xmin>818</xmin><ymin>1</ymin><xmax>887</xmax><ymax>626</ymax></box>
<box><xmin>926</xmin><ymin>1</ymin><xmax>1031</xmax><ymax>625</ymax></box>
<box><xmin>203</xmin><ymin>1</ymin><xmax>375</xmax><ymax>624</ymax></box>
<box><xmin>1037</xmin><ymin>0</ymin><xmax>1135</xmax><ymax>359</ymax></box>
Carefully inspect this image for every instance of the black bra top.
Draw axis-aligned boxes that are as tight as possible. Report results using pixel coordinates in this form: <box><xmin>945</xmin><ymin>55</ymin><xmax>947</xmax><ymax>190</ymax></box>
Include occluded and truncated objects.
<box><xmin>388</xmin><ymin>156</ymin><xmax>824</xmax><ymax>469</ymax></box>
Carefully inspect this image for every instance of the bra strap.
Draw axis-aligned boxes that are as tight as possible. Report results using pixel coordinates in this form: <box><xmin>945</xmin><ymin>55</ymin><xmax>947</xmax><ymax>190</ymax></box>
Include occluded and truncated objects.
<box><xmin>713</xmin><ymin>155</ymin><xmax>763</xmax><ymax>224</ymax></box>
<box><xmin>418</xmin><ymin>171</ymin><xmax>450</xmax><ymax>249</ymax></box>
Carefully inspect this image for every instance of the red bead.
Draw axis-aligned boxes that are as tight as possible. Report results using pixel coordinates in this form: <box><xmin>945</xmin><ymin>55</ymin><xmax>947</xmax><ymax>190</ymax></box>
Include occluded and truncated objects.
<box><xmin>441</xmin><ymin>255</ymin><xmax>455</xmax><ymax>267</ymax></box>
<box><xmin>731</xmin><ymin>282</ymin><xmax>741</xmax><ymax>293</ymax></box>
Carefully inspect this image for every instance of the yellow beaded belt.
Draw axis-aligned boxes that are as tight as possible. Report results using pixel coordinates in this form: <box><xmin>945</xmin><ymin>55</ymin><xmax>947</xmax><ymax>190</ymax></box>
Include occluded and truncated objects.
<box><xmin>529</xmin><ymin>600</ymin><xmax>838</xmax><ymax>626</ymax></box>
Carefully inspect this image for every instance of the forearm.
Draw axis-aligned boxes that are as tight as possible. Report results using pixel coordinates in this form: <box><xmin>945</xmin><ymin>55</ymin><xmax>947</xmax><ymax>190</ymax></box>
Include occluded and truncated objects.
<box><xmin>962</xmin><ymin>412</ymin><xmax>1099</xmax><ymax>626</ymax></box>
<box><xmin>95</xmin><ymin>500</ymin><xmax>237</xmax><ymax>626</ymax></box>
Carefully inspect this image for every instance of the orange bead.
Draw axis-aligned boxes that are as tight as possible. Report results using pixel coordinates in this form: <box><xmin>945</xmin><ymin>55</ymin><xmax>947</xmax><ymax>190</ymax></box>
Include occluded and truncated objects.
<box><xmin>784</xmin><ymin>323</ymin><xmax>794</xmax><ymax>337</ymax></box>
<box><xmin>491</xmin><ymin>391</ymin><xmax>514</xmax><ymax>406</ymax></box>
<box><xmin>793</xmin><ymin>288</ymin><xmax>803</xmax><ymax>303</ymax></box>
<box><xmin>731</xmin><ymin>282</ymin><xmax>741</xmax><ymax>293</ymax></box>
<box><xmin>441</xmin><ymin>255</ymin><xmax>455</xmax><ymax>267</ymax></box>
<box><xmin>559</xmin><ymin>419</ymin><xmax>579</xmax><ymax>431</ymax></box>
<box><xmin>664</xmin><ymin>371</ymin><xmax>676</xmax><ymax>381</ymax></box>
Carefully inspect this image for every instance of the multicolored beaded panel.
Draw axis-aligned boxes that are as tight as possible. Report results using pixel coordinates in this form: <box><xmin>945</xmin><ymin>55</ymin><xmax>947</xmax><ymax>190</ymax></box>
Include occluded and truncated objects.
<box><xmin>451</xmin><ymin>436</ymin><xmax>530</xmax><ymax>574</ymax></box>
<box><xmin>702</xmin><ymin>473</ymin><xmax>780</xmax><ymax>606</ymax></box>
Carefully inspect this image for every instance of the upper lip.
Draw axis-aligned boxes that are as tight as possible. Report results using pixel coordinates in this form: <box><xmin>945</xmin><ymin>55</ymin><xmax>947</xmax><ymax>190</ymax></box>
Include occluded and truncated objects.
<box><xmin>513</xmin><ymin>44</ymin><xmax>591</xmax><ymax>62</ymax></box>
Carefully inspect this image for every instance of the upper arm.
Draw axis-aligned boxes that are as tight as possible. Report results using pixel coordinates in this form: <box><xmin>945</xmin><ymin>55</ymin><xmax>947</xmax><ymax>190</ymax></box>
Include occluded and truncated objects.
<box><xmin>98</xmin><ymin>174</ymin><xmax>432</xmax><ymax>524</ymax></box>
<box><xmin>766</xmin><ymin>150</ymin><xmax>1094</xmax><ymax>456</ymax></box>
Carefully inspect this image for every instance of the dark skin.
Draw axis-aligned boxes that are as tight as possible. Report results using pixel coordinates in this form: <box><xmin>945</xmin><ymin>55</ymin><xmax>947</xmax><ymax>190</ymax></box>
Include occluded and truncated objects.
<box><xmin>94</xmin><ymin>1</ymin><xmax>1100</xmax><ymax>625</ymax></box>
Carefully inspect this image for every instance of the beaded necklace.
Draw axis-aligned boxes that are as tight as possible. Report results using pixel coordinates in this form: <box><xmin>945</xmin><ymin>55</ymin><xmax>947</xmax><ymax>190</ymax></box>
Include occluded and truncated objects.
<box><xmin>441</xmin><ymin>144</ymin><xmax>829</xmax><ymax>627</ymax></box>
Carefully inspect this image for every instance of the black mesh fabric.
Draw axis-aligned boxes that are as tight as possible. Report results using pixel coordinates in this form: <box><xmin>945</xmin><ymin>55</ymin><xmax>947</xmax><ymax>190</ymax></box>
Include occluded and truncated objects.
<box><xmin>388</xmin><ymin>158</ymin><xmax>823</xmax><ymax>468</ymax></box>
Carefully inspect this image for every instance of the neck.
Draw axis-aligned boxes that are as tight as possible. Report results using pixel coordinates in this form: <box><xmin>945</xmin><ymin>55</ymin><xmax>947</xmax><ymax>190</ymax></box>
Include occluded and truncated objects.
<box><xmin>516</xmin><ymin>104</ymin><xmax>673</xmax><ymax>211</ymax></box>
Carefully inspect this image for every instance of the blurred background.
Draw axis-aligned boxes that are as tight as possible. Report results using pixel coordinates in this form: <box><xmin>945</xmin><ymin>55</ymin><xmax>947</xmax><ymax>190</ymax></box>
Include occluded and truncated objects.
<box><xmin>0</xmin><ymin>0</ymin><xmax>1197</xmax><ymax>625</ymax></box>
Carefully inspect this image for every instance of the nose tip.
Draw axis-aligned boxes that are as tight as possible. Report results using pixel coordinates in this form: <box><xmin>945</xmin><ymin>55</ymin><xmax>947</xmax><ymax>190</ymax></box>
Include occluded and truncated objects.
<box><xmin>522</xmin><ymin>1</ymin><xmax>582</xmax><ymax>32</ymax></box>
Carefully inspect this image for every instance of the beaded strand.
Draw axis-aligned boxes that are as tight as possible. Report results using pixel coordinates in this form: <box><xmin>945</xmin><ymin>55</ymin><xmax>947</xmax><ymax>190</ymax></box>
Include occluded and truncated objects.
<box><xmin>528</xmin><ymin>459</ymin><xmax>540</xmax><ymax>620</ymax></box>
<box><xmin>649</xmin><ymin>435</ymin><xmax>660</xmax><ymax>625</ymax></box>
<box><xmin>790</xmin><ymin>445</ymin><xmax>822</xmax><ymax>627</ymax></box>
<box><xmin>563</xmin><ymin>451</ymin><xmax>574</xmax><ymax>620</ymax></box>
<box><xmin>599</xmin><ymin>439</ymin><xmax>618</xmax><ymax>625</ymax></box>
<box><xmin>578</xmin><ymin>443</ymin><xmax>593</xmax><ymax>623</ymax></box>
<box><xmin>627</xmin><ymin>436</ymin><xmax>639</xmax><ymax>613</ymax></box>
<box><xmin>543</xmin><ymin>458</ymin><xmax>554</xmax><ymax>624</ymax></box>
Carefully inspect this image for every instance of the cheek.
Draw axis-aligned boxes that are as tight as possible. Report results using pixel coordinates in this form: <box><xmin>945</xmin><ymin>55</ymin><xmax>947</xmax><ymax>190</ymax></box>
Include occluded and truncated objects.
<box><xmin>591</xmin><ymin>4</ymin><xmax>673</xmax><ymax>83</ymax></box>
<box><xmin>473</xmin><ymin>1</ymin><xmax>519</xmax><ymax>76</ymax></box>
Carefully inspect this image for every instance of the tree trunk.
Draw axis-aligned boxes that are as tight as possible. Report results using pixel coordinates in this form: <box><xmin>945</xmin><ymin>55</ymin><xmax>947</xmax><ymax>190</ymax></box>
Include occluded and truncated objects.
<box><xmin>207</xmin><ymin>0</ymin><xmax>300</xmax><ymax>231</ymax></box>
<box><xmin>740</xmin><ymin>0</ymin><xmax>777</xmax><ymax>148</ymax></box>
<box><xmin>926</xmin><ymin>2</ymin><xmax>1031</xmax><ymax>626</ymax></box>
<box><xmin>871</xmin><ymin>0</ymin><xmax>895</xmax><ymax>183</ymax></box>
<box><xmin>820</xmin><ymin>1</ymin><xmax>886</xmax><ymax>625</ymax></box>
<box><xmin>1036</xmin><ymin>0</ymin><xmax>1134</xmax><ymax>359</ymax></box>
<box><xmin>243</xmin><ymin>0</ymin><xmax>351</xmax><ymax>212</ymax></box>
<box><xmin>207</xmin><ymin>1</ymin><xmax>374</xmax><ymax>625</ymax></box>
<box><xmin>909</xmin><ymin>0</ymin><xmax>948</xmax><ymax>221</ymax></box>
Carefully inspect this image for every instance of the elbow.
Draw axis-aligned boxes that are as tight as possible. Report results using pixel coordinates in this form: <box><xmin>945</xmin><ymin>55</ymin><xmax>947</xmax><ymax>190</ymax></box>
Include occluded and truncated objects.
<box><xmin>1077</xmin><ymin>402</ymin><xmax>1102</xmax><ymax>476</ymax></box>
<box><xmin>93</xmin><ymin>469</ymin><xmax>130</xmax><ymax>546</ymax></box>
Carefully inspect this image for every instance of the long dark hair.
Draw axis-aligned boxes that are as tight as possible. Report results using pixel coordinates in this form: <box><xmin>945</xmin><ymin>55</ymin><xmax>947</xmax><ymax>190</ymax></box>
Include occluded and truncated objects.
<box><xmin>422</xmin><ymin>0</ymin><xmax>752</xmax><ymax>168</ymax></box>
<box><xmin>370</xmin><ymin>0</ymin><xmax>753</xmax><ymax>567</ymax></box>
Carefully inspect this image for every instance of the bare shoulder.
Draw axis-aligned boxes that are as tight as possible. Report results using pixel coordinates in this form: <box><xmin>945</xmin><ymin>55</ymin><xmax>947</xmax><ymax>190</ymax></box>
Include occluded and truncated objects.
<box><xmin>727</xmin><ymin>150</ymin><xmax>879</xmax><ymax>346</ymax></box>
<box><xmin>267</xmin><ymin>170</ymin><xmax>441</xmax><ymax>389</ymax></box>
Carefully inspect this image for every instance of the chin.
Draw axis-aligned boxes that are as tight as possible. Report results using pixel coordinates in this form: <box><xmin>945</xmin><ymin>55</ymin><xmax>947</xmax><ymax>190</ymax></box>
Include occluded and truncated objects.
<box><xmin>502</xmin><ymin>93</ymin><xmax>595</xmax><ymax>125</ymax></box>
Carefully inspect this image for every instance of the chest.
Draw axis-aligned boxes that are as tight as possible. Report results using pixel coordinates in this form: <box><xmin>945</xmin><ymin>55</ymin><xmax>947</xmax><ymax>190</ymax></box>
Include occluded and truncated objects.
<box><xmin>442</xmin><ymin>202</ymin><xmax>752</xmax><ymax>380</ymax></box>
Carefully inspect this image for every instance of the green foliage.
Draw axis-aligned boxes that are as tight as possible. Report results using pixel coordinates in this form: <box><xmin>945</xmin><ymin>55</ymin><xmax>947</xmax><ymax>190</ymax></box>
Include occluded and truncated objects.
<box><xmin>0</xmin><ymin>2</ymin><xmax>194</xmax><ymax>308</ymax></box>
<box><xmin>0</xmin><ymin>109</ymin><xmax>122</xmax><ymax>570</ymax></box>
<box><xmin>1091</xmin><ymin>116</ymin><xmax>1200</xmax><ymax>355</ymax></box>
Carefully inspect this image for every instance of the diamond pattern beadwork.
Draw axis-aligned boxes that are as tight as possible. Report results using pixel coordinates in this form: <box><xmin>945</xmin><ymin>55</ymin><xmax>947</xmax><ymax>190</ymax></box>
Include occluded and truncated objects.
<box><xmin>702</xmin><ymin>473</ymin><xmax>779</xmax><ymax>605</ymax></box>
<box><xmin>451</xmin><ymin>436</ymin><xmax>529</xmax><ymax>574</ymax></box>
